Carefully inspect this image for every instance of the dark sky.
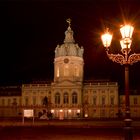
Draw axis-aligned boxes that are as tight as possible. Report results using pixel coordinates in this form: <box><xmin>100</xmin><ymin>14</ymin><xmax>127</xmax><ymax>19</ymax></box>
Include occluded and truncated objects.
<box><xmin>0</xmin><ymin>0</ymin><xmax>140</xmax><ymax>89</ymax></box>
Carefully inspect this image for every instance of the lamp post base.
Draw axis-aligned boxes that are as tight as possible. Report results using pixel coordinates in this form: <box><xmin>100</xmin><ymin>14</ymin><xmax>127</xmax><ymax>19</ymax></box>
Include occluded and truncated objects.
<box><xmin>124</xmin><ymin>118</ymin><xmax>133</xmax><ymax>140</ymax></box>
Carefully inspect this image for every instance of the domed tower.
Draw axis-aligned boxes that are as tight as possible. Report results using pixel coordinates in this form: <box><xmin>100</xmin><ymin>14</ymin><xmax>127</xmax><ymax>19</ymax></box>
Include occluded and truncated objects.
<box><xmin>54</xmin><ymin>19</ymin><xmax>84</xmax><ymax>85</ymax></box>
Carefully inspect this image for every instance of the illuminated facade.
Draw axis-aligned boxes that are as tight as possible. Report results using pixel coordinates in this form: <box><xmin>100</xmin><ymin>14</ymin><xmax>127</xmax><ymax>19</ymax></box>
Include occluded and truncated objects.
<box><xmin>0</xmin><ymin>21</ymin><xmax>139</xmax><ymax>119</ymax></box>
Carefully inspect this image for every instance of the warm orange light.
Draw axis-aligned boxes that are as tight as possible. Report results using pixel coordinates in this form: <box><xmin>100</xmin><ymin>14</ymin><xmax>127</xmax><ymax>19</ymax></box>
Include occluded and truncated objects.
<box><xmin>84</xmin><ymin>114</ymin><xmax>88</xmax><ymax>117</ymax></box>
<box><xmin>51</xmin><ymin>109</ymin><xmax>54</xmax><ymax>113</ymax></box>
<box><xmin>120</xmin><ymin>25</ymin><xmax>134</xmax><ymax>39</ymax></box>
<box><xmin>120</xmin><ymin>25</ymin><xmax>134</xmax><ymax>49</ymax></box>
<box><xmin>120</xmin><ymin>39</ymin><xmax>132</xmax><ymax>49</ymax></box>
<box><xmin>59</xmin><ymin>109</ymin><xmax>63</xmax><ymax>112</ymax></box>
<box><xmin>77</xmin><ymin>109</ymin><xmax>80</xmax><ymax>113</ymax></box>
<box><xmin>101</xmin><ymin>29</ymin><xmax>112</xmax><ymax>47</ymax></box>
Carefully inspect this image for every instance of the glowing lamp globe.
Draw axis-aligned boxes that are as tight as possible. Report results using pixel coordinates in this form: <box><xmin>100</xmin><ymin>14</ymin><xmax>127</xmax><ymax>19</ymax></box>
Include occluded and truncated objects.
<box><xmin>120</xmin><ymin>25</ymin><xmax>134</xmax><ymax>39</ymax></box>
<box><xmin>101</xmin><ymin>30</ymin><xmax>112</xmax><ymax>47</ymax></box>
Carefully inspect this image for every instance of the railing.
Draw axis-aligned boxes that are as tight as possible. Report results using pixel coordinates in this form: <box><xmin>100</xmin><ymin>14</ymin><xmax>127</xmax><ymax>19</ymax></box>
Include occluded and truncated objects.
<box><xmin>84</xmin><ymin>82</ymin><xmax>118</xmax><ymax>86</ymax></box>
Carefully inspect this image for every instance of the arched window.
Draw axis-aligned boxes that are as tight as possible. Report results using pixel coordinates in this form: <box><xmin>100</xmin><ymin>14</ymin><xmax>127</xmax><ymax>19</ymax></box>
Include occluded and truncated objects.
<box><xmin>63</xmin><ymin>92</ymin><xmax>69</xmax><ymax>104</ymax></box>
<box><xmin>55</xmin><ymin>93</ymin><xmax>60</xmax><ymax>104</ymax></box>
<box><xmin>72</xmin><ymin>92</ymin><xmax>77</xmax><ymax>104</ymax></box>
<box><xmin>64</xmin><ymin>65</ymin><xmax>69</xmax><ymax>76</ymax></box>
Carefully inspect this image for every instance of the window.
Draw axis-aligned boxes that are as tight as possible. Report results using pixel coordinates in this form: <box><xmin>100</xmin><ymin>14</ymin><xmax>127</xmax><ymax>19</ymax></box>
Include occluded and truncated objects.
<box><xmin>93</xmin><ymin>90</ymin><xmax>97</xmax><ymax>94</ymax></box>
<box><xmin>134</xmin><ymin>97</ymin><xmax>138</xmax><ymax>105</ymax></box>
<box><xmin>19</xmin><ymin>98</ymin><xmax>21</xmax><ymax>106</ymax></box>
<box><xmin>13</xmin><ymin>98</ymin><xmax>17</xmax><ymax>106</ymax></box>
<box><xmin>64</xmin><ymin>65</ymin><xmax>69</xmax><ymax>76</ymax></box>
<box><xmin>72</xmin><ymin>92</ymin><xmax>77</xmax><ymax>104</ymax></box>
<box><xmin>40</xmin><ymin>97</ymin><xmax>44</xmax><ymax>105</ymax></box>
<box><xmin>56</xmin><ymin>67</ymin><xmax>60</xmax><ymax>77</ymax></box>
<box><xmin>102</xmin><ymin>96</ymin><xmax>105</xmax><ymax>106</ymax></box>
<box><xmin>55</xmin><ymin>93</ymin><xmax>60</xmax><ymax>104</ymax></box>
<box><xmin>110</xmin><ymin>96</ymin><xmax>114</xmax><ymax>105</ymax></box>
<box><xmin>93</xmin><ymin>96</ymin><xmax>97</xmax><ymax>105</ymax></box>
<box><xmin>8</xmin><ymin>99</ymin><xmax>11</xmax><ymax>106</ymax></box>
<box><xmin>101</xmin><ymin>109</ymin><xmax>105</xmax><ymax>117</ymax></box>
<box><xmin>25</xmin><ymin>97</ymin><xmax>28</xmax><ymax>106</ymax></box>
<box><xmin>33</xmin><ymin>97</ymin><xmax>36</xmax><ymax>105</ymax></box>
<box><xmin>2</xmin><ymin>99</ymin><xmax>5</xmax><ymax>106</ymax></box>
<box><xmin>110</xmin><ymin>90</ymin><xmax>114</xmax><ymax>93</ymax></box>
<box><xmin>64</xmin><ymin>92</ymin><xmax>69</xmax><ymax>104</ymax></box>
<box><xmin>101</xmin><ymin>90</ymin><xmax>105</xmax><ymax>93</ymax></box>
<box><xmin>42</xmin><ymin>96</ymin><xmax>48</xmax><ymax>106</ymax></box>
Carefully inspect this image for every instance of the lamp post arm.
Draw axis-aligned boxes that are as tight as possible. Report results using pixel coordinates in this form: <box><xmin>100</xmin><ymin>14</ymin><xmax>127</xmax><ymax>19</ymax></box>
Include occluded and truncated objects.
<box><xmin>128</xmin><ymin>53</ymin><xmax>140</xmax><ymax>65</ymax></box>
<box><xmin>106</xmin><ymin>50</ymin><xmax>125</xmax><ymax>65</ymax></box>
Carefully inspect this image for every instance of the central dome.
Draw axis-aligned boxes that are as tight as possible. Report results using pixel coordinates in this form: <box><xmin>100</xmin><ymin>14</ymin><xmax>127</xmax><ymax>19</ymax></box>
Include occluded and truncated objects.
<box><xmin>55</xmin><ymin>20</ymin><xmax>84</xmax><ymax>58</ymax></box>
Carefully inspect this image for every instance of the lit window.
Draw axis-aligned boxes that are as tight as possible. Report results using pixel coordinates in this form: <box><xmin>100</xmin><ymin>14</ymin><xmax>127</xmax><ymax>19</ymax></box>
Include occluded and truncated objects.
<box><xmin>56</xmin><ymin>67</ymin><xmax>60</xmax><ymax>77</ymax></box>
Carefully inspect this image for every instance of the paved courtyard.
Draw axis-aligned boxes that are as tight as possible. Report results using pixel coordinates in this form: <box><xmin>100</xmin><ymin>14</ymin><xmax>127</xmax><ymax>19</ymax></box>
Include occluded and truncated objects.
<box><xmin>0</xmin><ymin>126</ymin><xmax>125</xmax><ymax>140</ymax></box>
<box><xmin>0</xmin><ymin>125</ymin><xmax>140</xmax><ymax>140</ymax></box>
<box><xmin>0</xmin><ymin>119</ymin><xmax>140</xmax><ymax>140</ymax></box>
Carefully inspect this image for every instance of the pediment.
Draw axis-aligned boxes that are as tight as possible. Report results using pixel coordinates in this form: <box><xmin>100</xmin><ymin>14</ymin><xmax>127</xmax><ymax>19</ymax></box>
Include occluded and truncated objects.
<box><xmin>53</xmin><ymin>80</ymin><xmax>81</xmax><ymax>87</ymax></box>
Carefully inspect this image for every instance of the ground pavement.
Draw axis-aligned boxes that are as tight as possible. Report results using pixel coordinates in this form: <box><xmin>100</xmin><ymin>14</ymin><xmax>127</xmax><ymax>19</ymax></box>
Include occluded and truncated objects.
<box><xmin>0</xmin><ymin>118</ymin><xmax>140</xmax><ymax>140</ymax></box>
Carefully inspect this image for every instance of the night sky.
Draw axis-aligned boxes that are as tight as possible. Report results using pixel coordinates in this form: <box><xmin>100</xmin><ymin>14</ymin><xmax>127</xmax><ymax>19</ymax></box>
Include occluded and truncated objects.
<box><xmin>0</xmin><ymin>0</ymin><xmax>140</xmax><ymax>90</ymax></box>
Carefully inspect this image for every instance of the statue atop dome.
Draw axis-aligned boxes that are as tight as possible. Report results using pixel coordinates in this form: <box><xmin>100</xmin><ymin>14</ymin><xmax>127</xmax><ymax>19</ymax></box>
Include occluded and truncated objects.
<box><xmin>64</xmin><ymin>18</ymin><xmax>75</xmax><ymax>43</ymax></box>
<box><xmin>66</xmin><ymin>18</ymin><xmax>71</xmax><ymax>27</ymax></box>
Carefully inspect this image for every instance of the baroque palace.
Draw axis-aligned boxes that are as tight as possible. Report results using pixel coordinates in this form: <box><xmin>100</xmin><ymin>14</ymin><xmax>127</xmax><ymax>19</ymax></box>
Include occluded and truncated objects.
<box><xmin>0</xmin><ymin>21</ymin><xmax>140</xmax><ymax>119</ymax></box>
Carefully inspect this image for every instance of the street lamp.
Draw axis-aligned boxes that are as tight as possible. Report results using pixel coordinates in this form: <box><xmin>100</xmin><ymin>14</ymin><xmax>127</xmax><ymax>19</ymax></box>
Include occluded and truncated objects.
<box><xmin>101</xmin><ymin>24</ymin><xmax>140</xmax><ymax>140</ymax></box>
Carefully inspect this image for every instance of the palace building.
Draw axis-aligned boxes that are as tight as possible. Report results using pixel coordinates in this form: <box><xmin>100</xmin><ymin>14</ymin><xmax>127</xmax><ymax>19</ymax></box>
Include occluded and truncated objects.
<box><xmin>0</xmin><ymin>21</ymin><xmax>140</xmax><ymax>119</ymax></box>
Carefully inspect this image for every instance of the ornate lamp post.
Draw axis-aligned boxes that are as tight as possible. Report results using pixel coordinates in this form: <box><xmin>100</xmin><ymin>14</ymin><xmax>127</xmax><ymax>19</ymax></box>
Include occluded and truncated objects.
<box><xmin>101</xmin><ymin>24</ymin><xmax>140</xmax><ymax>140</ymax></box>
